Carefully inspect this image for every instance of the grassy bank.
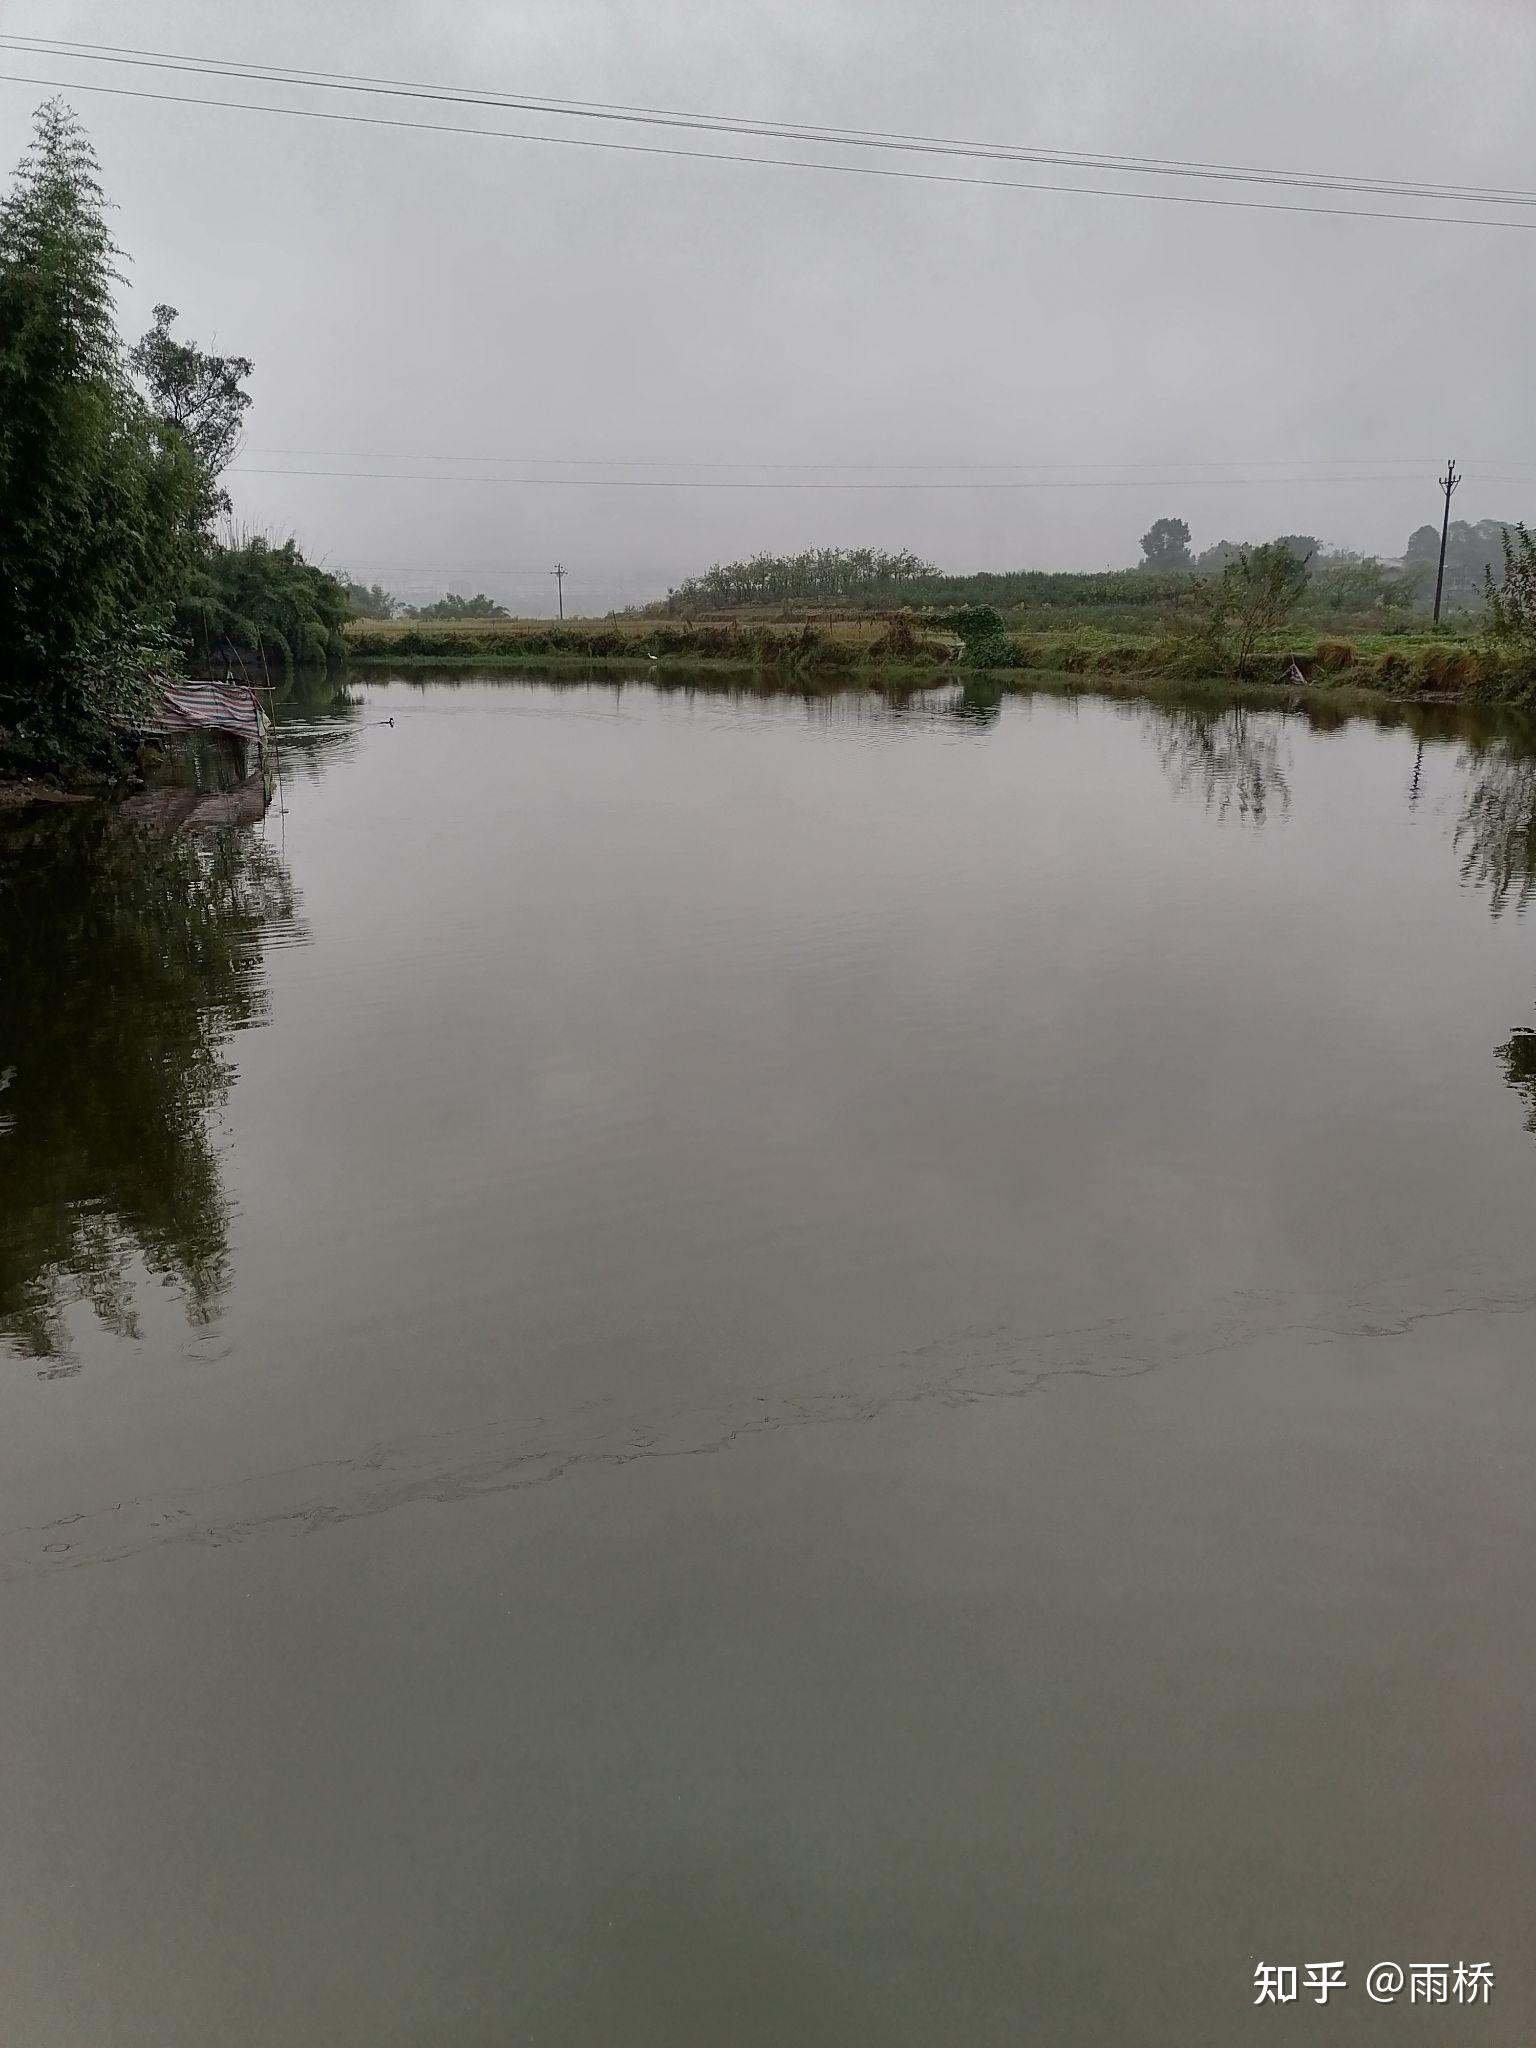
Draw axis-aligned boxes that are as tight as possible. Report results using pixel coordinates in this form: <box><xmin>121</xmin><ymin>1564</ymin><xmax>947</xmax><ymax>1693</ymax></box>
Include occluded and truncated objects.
<box><xmin>345</xmin><ymin>615</ymin><xmax>1536</xmax><ymax>702</ymax></box>
<box><xmin>344</xmin><ymin>615</ymin><xmax>955</xmax><ymax>672</ymax></box>
<box><xmin>992</xmin><ymin>624</ymin><xmax>1536</xmax><ymax>700</ymax></box>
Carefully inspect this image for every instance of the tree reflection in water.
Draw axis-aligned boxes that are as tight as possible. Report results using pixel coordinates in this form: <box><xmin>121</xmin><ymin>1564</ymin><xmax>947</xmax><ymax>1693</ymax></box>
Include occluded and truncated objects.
<box><xmin>948</xmin><ymin>677</ymin><xmax>1004</xmax><ymax>728</ymax></box>
<box><xmin>1453</xmin><ymin>729</ymin><xmax>1536</xmax><ymax>919</ymax></box>
<box><xmin>8</xmin><ymin>677</ymin><xmax>1536</xmax><ymax>1357</ymax></box>
<box><xmin>1146</xmin><ymin>702</ymin><xmax>1292</xmax><ymax>823</ymax></box>
<box><xmin>1449</xmin><ymin>722</ymin><xmax>1536</xmax><ymax>1135</ymax></box>
<box><xmin>0</xmin><ymin>805</ymin><xmax>302</xmax><ymax>1368</ymax></box>
<box><xmin>1496</xmin><ymin>1025</ymin><xmax>1536</xmax><ymax>1133</ymax></box>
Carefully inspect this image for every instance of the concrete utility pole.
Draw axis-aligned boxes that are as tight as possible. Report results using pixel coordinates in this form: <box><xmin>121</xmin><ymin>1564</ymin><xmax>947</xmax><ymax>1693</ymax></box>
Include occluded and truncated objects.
<box><xmin>552</xmin><ymin>563</ymin><xmax>567</xmax><ymax>621</ymax></box>
<box><xmin>1433</xmin><ymin>459</ymin><xmax>1460</xmax><ymax>625</ymax></box>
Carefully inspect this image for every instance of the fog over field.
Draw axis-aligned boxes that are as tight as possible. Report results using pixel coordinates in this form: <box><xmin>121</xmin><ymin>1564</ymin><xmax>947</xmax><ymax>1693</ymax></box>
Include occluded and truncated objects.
<box><xmin>2</xmin><ymin>0</ymin><xmax>1531</xmax><ymax>611</ymax></box>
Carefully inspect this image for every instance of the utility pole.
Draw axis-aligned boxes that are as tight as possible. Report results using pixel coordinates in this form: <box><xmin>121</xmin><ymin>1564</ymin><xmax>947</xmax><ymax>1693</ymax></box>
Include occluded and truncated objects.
<box><xmin>1433</xmin><ymin>458</ymin><xmax>1460</xmax><ymax>625</ymax></box>
<box><xmin>552</xmin><ymin>563</ymin><xmax>566</xmax><ymax>621</ymax></box>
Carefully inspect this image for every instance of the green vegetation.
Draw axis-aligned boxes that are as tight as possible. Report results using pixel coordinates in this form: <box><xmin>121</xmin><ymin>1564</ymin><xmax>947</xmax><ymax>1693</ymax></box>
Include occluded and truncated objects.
<box><xmin>1485</xmin><ymin>524</ymin><xmax>1536</xmax><ymax>651</ymax></box>
<box><xmin>899</xmin><ymin>566</ymin><xmax>1196</xmax><ymax>615</ymax></box>
<box><xmin>944</xmin><ymin>606</ymin><xmax>1013</xmax><ymax>666</ymax></box>
<box><xmin>128</xmin><ymin>303</ymin><xmax>251</xmax><ymax>532</ymax></box>
<box><xmin>339</xmin><ymin>578</ymin><xmax>520</xmax><ymax>625</ymax></box>
<box><xmin>343</xmin><ymin>578</ymin><xmax>398</xmax><ymax>621</ymax></box>
<box><xmin>0</xmin><ymin>99</ymin><xmax>346</xmax><ymax>781</ymax></box>
<box><xmin>178</xmin><ymin>534</ymin><xmax>350</xmax><ymax>673</ymax></box>
<box><xmin>658</xmin><ymin>549</ymin><xmax>1193</xmax><ymax>618</ymax></box>
<box><xmin>346</xmin><ymin>609</ymin><xmax>1536</xmax><ymax>703</ymax></box>
<box><xmin>347</xmin><ymin>616</ymin><xmax>907</xmax><ymax>668</ymax></box>
<box><xmin>1306</xmin><ymin>552</ymin><xmax>1419</xmax><ymax>617</ymax></box>
<box><xmin>1185</xmin><ymin>535</ymin><xmax>1414</xmax><ymax>619</ymax></box>
<box><xmin>663</xmin><ymin>547</ymin><xmax>936</xmax><ymax>609</ymax></box>
<box><xmin>1139</xmin><ymin>517</ymin><xmax>1193</xmax><ymax>571</ymax></box>
<box><xmin>406</xmin><ymin>592</ymin><xmax>510</xmax><ymax>621</ymax></box>
<box><xmin>341</xmin><ymin>588</ymin><xmax>513</xmax><ymax>624</ymax></box>
<box><xmin>0</xmin><ymin>102</ymin><xmax>202</xmax><ymax>769</ymax></box>
<box><xmin>1191</xmin><ymin>540</ymin><xmax>1312</xmax><ymax>676</ymax></box>
<box><xmin>982</xmin><ymin>624</ymin><xmax>1534</xmax><ymax>699</ymax></box>
<box><xmin>1194</xmin><ymin>532</ymin><xmax>1316</xmax><ymax>575</ymax></box>
<box><xmin>655</xmin><ymin>535</ymin><xmax>1425</xmax><ymax>632</ymax></box>
<box><xmin>344</xmin><ymin>514</ymin><xmax>1536</xmax><ymax>701</ymax></box>
<box><xmin>1408</xmin><ymin>517</ymin><xmax>1519</xmax><ymax>612</ymax></box>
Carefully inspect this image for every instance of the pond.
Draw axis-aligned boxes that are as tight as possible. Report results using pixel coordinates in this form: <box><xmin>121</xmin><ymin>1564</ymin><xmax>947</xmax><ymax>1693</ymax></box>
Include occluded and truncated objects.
<box><xmin>3</xmin><ymin>673</ymin><xmax>1535</xmax><ymax>2045</ymax></box>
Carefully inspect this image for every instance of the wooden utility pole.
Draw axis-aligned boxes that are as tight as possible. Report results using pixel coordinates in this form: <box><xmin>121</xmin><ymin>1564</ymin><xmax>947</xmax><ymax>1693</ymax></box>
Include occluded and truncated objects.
<box><xmin>552</xmin><ymin>563</ymin><xmax>567</xmax><ymax>620</ymax></box>
<box><xmin>1433</xmin><ymin>458</ymin><xmax>1460</xmax><ymax>625</ymax></box>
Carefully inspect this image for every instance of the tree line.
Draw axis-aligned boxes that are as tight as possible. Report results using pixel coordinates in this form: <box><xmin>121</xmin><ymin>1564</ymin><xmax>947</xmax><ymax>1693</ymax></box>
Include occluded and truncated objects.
<box><xmin>657</xmin><ymin>550</ymin><xmax>1193</xmax><ymax>617</ymax></box>
<box><xmin>0</xmin><ymin>99</ymin><xmax>348</xmax><ymax>775</ymax></box>
<box><xmin>1141</xmin><ymin>512</ymin><xmax>1533</xmax><ymax>617</ymax></box>
<box><xmin>340</xmin><ymin>586</ymin><xmax>510</xmax><ymax>622</ymax></box>
<box><xmin>654</xmin><ymin>530</ymin><xmax>1459</xmax><ymax>625</ymax></box>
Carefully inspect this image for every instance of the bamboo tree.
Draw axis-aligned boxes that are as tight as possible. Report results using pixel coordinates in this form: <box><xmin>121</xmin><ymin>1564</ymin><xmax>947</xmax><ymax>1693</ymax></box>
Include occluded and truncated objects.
<box><xmin>0</xmin><ymin>99</ymin><xmax>201</xmax><ymax>762</ymax></box>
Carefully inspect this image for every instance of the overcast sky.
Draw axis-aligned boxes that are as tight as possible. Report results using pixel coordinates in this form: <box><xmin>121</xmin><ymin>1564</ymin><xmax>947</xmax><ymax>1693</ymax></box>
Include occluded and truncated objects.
<box><xmin>2</xmin><ymin>0</ymin><xmax>1532</xmax><ymax>610</ymax></box>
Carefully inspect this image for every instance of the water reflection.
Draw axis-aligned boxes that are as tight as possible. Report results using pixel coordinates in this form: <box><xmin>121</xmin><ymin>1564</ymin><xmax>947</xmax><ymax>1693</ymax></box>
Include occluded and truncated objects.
<box><xmin>1453</xmin><ymin>728</ymin><xmax>1536</xmax><ymax>918</ymax></box>
<box><xmin>1495</xmin><ymin>1021</ymin><xmax>1536</xmax><ymax>1133</ymax></box>
<box><xmin>11</xmin><ymin>668</ymin><xmax>1536</xmax><ymax>1366</ymax></box>
<box><xmin>0</xmin><ymin>806</ymin><xmax>303</xmax><ymax>1367</ymax></box>
<box><xmin>1145</xmin><ymin>702</ymin><xmax>1292</xmax><ymax>823</ymax></box>
<box><xmin>948</xmin><ymin>676</ymin><xmax>1004</xmax><ymax>727</ymax></box>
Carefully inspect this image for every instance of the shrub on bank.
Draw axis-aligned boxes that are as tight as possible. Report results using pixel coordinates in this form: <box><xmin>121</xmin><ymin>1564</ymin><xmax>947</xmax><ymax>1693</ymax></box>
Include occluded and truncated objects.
<box><xmin>178</xmin><ymin>535</ymin><xmax>348</xmax><ymax>672</ymax></box>
<box><xmin>1313</xmin><ymin>640</ymin><xmax>1355</xmax><ymax>674</ymax></box>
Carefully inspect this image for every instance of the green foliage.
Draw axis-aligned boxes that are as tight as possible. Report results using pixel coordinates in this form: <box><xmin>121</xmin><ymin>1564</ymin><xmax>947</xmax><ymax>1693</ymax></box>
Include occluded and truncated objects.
<box><xmin>0</xmin><ymin>98</ymin><xmax>349</xmax><ymax>768</ymax></box>
<box><xmin>916</xmin><ymin>567</ymin><xmax>1193</xmax><ymax>612</ymax></box>
<box><xmin>177</xmin><ymin>534</ymin><xmax>350</xmax><ymax>671</ymax></box>
<box><xmin>0</xmin><ymin>100</ymin><xmax>204</xmax><ymax>763</ymax></box>
<box><xmin>1274</xmin><ymin>533</ymin><xmax>1321</xmax><ymax>563</ymax></box>
<box><xmin>1312</xmin><ymin>639</ymin><xmax>1356</xmax><ymax>673</ymax></box>
<box><xmin>1407</xmin><ymin>518</ymin><xmax>1520</xmax><ymax>611</ymax></box>
<box><xmin>1194</xmin><ymin>541</ymin><xmax>1312</xmax><ymax>675</ymax></box>
<box><xmin>945</xmin><ymin>605</ymin><xmax>1013</xmax><ymax>666</ymax></box>
<box><xmin>129</xmin><ymin>303</ymin><xmax>251</xmax><ymax>528</ymax></box>
<box><xmin>1484</xmin><ymin>524</ymin><xmax>1536</xmax><ymax>649</ymax></box>
<box><xmin>345</xmin><ymin>609</ymin><xmax>1536</xmax><ymax>704</ymax></box>
<box><xmin>920</xmin><ymin>621</ymin><xmax>1535</xmax><ymax>699</ymax></box>
<box><xmin>1188</xmin><ymin>533</ymin><xmax>1411</xmax><ymax>623</ymax></box>
<box><xmin>1139</xmin><ymin>517</ymin><xmax>1192</xmax><ymax>571</ymax></box>
<box><xmin>1194</xmin><ymin>539</ymin><xmax>1244</xmax><ymax>575</ymax></box>
<box><xmin>349</xmin><ymin>620</ymin><xmax>845</xmax><ymax>666</ymax></box>
<box><xmin>1196</xmin><ymin>533</ymin><xmax>1318</xmax><ymax>577</ymax></box>
<box><xmin>659</xmin><ymin>550</ymin><xmax>1193</xmax><ymax>617</ymax></box>
<box><xmin>407</xmin><ymin>591</ymin><xmax>510</xmax><ymax>621</ymax></box>
<box><xmin>343</xmin><ymin>577</ymin><xmax>398</xmax><ymax>620</ymax></box>
<box><xmin>1303</xmin><ymin>553</ymin><xmax>1417</xmax><ymax>618</ymax></box>
<box><xmin>666</xmin><ymin>548</ymin><xmax>936</xmax><ymax>610</ymax></box>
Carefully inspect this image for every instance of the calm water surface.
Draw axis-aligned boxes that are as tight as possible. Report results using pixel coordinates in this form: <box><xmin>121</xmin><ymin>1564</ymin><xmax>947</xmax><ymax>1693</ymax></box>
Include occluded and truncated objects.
<box><xmin>4</xmin><ymin>674</ymin><xmax>1536</xmax><ymax>2045</ymax></box>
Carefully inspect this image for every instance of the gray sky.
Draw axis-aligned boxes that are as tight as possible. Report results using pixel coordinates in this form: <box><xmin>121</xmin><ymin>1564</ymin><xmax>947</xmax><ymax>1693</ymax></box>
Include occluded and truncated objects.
<box><xmin>2</xmin><ymin>0</ymin><xmax>1532</xmax><ymax>611</ymax></box>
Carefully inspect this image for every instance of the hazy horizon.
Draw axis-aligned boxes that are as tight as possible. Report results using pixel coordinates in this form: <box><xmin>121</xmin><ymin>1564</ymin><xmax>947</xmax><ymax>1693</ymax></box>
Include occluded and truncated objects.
<box><xmin>2</xmin><ymin>0</ymin><xmax>1532</xmax><ymax>613</ymax></box>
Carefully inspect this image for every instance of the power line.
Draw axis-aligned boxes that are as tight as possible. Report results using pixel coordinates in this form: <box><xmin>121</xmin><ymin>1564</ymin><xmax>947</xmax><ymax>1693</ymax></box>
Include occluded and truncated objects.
<box><xmin>4</xmin><ymin>34</ymin><xmax>1533</xmax><ymax>211</ymax></box>
<box><xmin>227</xmin><ymin>465</ymin><xmax>1516</xmax><ymax>491</ymax></box>
<box><xmin>1</xmin><ymin>66</ymin><xmax>1531</xmax><ymax>231</ymax></box>
<box><xmin>244</xmin><ymin>445</ymin><xmax>1536</xmax><ymax>475</ymax></box>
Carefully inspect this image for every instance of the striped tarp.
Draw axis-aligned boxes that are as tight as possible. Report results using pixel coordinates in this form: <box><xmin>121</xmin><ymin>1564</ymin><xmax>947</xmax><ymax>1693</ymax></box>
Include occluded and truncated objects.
<box><xmin>139</xmin><ymin>683</ymin><xmax>267</xmax><ymax>744</ymax></box>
